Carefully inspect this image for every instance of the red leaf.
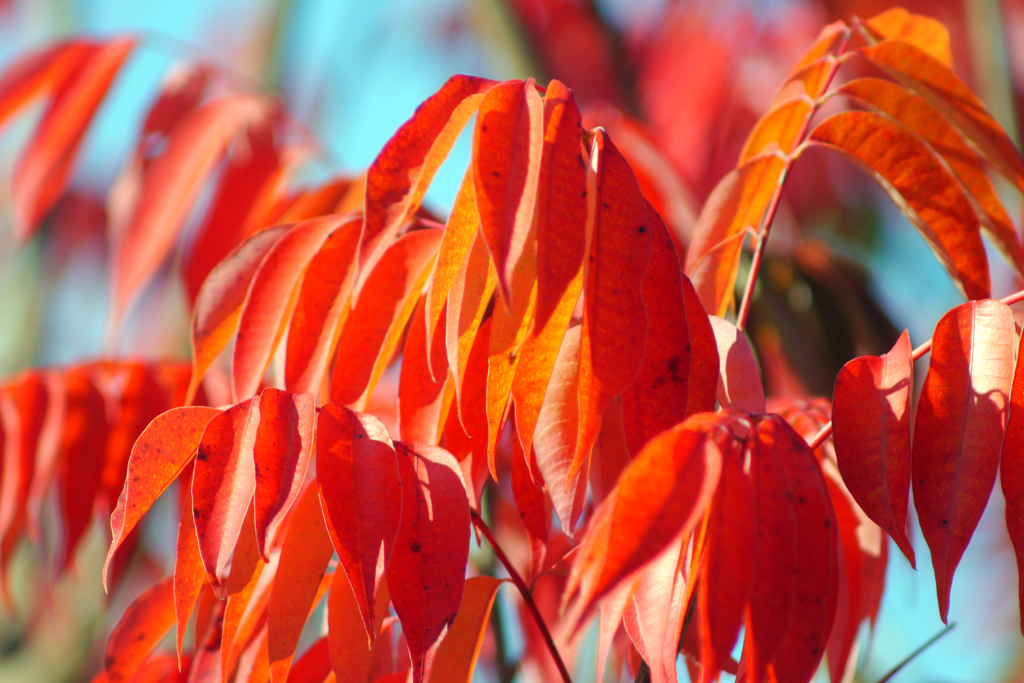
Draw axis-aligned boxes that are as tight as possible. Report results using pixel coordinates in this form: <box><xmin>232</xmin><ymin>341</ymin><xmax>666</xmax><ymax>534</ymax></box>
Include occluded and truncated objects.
<box><xmin>105</xmin><ymin>406</ymin><xmax>219</xmax><ymax>587</ymax></box>
<box><xmin>284</xmin><ymin>215</ymin><xmax>362</xmax><ymax>394</ymax></box>
<box><xmin>860</xmin><ymin>40</ymin><xmax>1024</xmax><ymax>193</ymax></box>
<box><xmin>700</xmin><ymin>444</ymin><xmax>754</xmax><ymax>683</ymax></box>
<box><xmin>567</xmin><ymin>416</ymin><xmax>722</xmax><ymax>618</ymax></box>
<box><xmin>1002</xmin><ymin>322</ymin><xmax>1024</xmax><ymax>635</ymax></box>
<box><xmin>511</xmin><ymin>433</ymin><xmax>551</xmax><ymax>583</ymax></box>
<box><xmin>331</xmin><ymin>228</ymin><xmax>443</xmax><ymax>408</ymax></box>
<box><xmin>430</xmin><ymin>575</ymin><xmax>502</xmax><ymax>682</ymax></box>
<box><xmin>317</xmin><ymin>403</ymin><xmax>401</xmax><ymax>640</ymax></box>
<box><xmin>532</xmin><ymin>325</ymin><xmax>588</xmax><ymax>535</ymax></box>
<box><xmin>57</xmin><ymin>366</ymin><xmax>109</xmax><ymax>573</ymax></box>
<box><xmin>288</xmin><ymin>637</ymin><xmax>332</xmax><ymax>683</ymax></box>
<box><xmin>0</xmin><ymin>40</ymin><xmax>91</xmax><ymax>129</ymax></box>
<box><xmin>443</xmin><ymin>318</ymin><xmax>493</xmax><ymax>511</ymax></box>
<box><xmin>386</xmin><ymin>443</ymin><xmax>470</xmax><ymax>683</ymax></box>
<box><xmin>173</xmin><ymin>487</ymin><xmax>205</xmax><ymax>665</ymax></box>
<box><xmin>233</xmin><ymin>216</ymin><xmax>343</xmax><ymax>401</ymax></box>
<box><xmin>267</xmin><ymin>484</ymin><xmax>335</xmax><ymax>682</ymax></box>
<box><xmin>833</xmin><ymin>329</ymin><xmax>916</xmax><ymax>566</ymax></box>
<box><xmin>112</xmin><ymin>95</ymin><xmax>267</xmax><ymax>326</ymax></box>
<box><xmin>590</xmin><ymin>398</ymin><xmax>632</xmax><ymax>506</ymax></box>
<box><xmin>13</xmin><ymin>38</ymin><xmax>133</xmax><ymax>242</ymax></box>
<box><xmin>361</xmin><ymin>75</ymin><xmax>493</xmax><ymax>277</ymax></box>
<box><xmin>473</xmin><ymin>79</ymin><xmax>543</xmax><ymax>304</ymax></box>
<box><xmin>913</xmin><ymin>298</ymin><xmax>1014</xmax><ymax>621</ymax></box>
<box><xmin>571</xmin><ymin>128</ymin><xmax>652</xmax><ymax>481</ymax></box>
<box><xmin>221</xmin><ymin>505</ymin><xmax>268</xmax><ymax>681</ymax></box>
<box><xmin>623</xmin><ymin>536</ymin><xmax>688</xmax><ymax>683</ymax></box>
<box><xmin>622</xmin><ymin>207</ymin><xmax>718</xmax><ymax>454</ymax></box>
<box><xmin>810</xmin><ymin>110</ymin><xmax>990</xmax><ymax>299</ymax></box>
<box><xmin>187</xmin><ymin>224</ymin><xmax>291</xmax><ymax>404</ymax></box>
<box><xmin>0</xmin><ymin>372</ymin><xmax>46</xmax><ymax>554</ymax></box>
<box><xmin>327</xmin><ymin>570</ymin><xmax>375</xmax><ymax>683</ymax></box>
<box><xmin>191</xmin><ymin>399</ymin><xmax>257</xmax><ymax>593</ymax></box>
<box><xmin>398</xmin><ymin>297</ymin><xmax>453</xmax><ymax>445</ymax></box>
<box><xmin>104</xmin><ymin>577</ymin><xmax>176</xmax><ymax>683</ymax></box>
<box><xmin>251</xmin><ymin>388</ymin><xmax>315</xmax><ymax>560</ymax></box>
<box><xmin>767</xmin><ymin>415</ymin><xmax>839</xmax><ymax>683</ymax></box>
<box><xmin>708</xmin><ymin>316</ymin><xmax>766</xmax><ymax>413</ymax></box>
<box><xmin>25</xmin><ymin>371</ymin><xmax>66</xmax><ymax>542</ymax></box>
<box><xmin>535</xmin><ymin>79</ymin><xmax>588</xmax><ymax>332</ymax></box>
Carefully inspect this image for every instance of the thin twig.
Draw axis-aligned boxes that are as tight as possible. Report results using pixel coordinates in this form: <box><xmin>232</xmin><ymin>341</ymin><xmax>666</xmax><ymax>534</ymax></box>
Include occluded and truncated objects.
<box><xmin>470</xmin><ymin>509</ymin><xmax>573</xmax><ymax>683</ymax></box>
<box><xmin>875</xmin><ymin>622</ymin><xmax>956</xmax><ymax>683</ymax></box>
<box><xmin>805</xmin><ymin>287</ymin><xmax>1024</xmax><ymax>451</ymax></box>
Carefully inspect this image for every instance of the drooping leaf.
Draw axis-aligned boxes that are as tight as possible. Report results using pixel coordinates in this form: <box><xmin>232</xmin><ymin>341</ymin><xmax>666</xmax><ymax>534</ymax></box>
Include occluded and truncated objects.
<box><xmin>533</xmin><ymin>325</ymin><xmax>589</xmax><ymax>535</ymax></box>
<box><xmin>251</xmin><ymin>388</ymin><xmax>315</xmax><ymax>560</ymax></box>
<box><xmin>191</xmin><ymin>399</ymin><xmax>257</xmax><ymax>594</ymax></box>
<box><xmin>105</xmin><ymin>406</ymin><xmax>220</xmax><ymax>587</ymax></box>
<box><xmin>832</xmin><ymin>328</ymin><xmax>916</xmax><ymax>566</ymax></box>
<box><xmin>567</xmin><ymin>417</ymin><xmax>722</xmax><ymax>618</ymax></box>
<box><xmin>332</xmin><ymin>228</ymin><xmax>443</xmax><ymax>408</ymax></box>
<box><xmin>740</xmin><ymin>99</ymin><xmax>811</xmax><ymax>163</ymax></box>
<box><xmin>623</xmin><ymin>536</ymin><xmax>688</xmax><ymax>683</ymax></box>
<box><xmin>328</xmin><ymin>569</ymin><xmax>375</xmax><ymax>683</ymax></box>
<box><xmin>0</xmin><ymin>40</ymin><xmax>91</xmax><ymax>130</ymax></box>
<box><xmin>233</xmin><ymin>216</ymin><xmax>343</xmax><ymax>401</ymax></box>
<box><xmin>473</xmin><ymin>79</ymin><xmax>543</xmax><ymax>304</ymax></box>
<box><xmin>790</xmin><ymin>20</ymin><xmax>847</xmax><ymax>73</ymax></box>
<box><xmin>221</xmin><ymin>505</ymin><xmax>267</xmax><ymax>681</ymax></box>
<box><xmin>837</xmin><ymin>77</ymin><xmax>1024</xmax><ymax>276</ymax></box>
<box><xmin>590</xmin><ymin>398</ymin><xmax>632</xmax><ymax>506</ymax></box>
<box><xmin>386</xmin><ymin>443</ymin><xmax>470</xmax><ymax>683</ymax></box>
<box><xmin>430</xmin><ymin>576</ymin><xmax>502</xmax><ymax>683</ymax></box>
<box><xmin>0</xmin><ymin>373</ymin><xmax>46</xmax><ymax>555</ymax></box>
<box><xmin>267</xmin><ymin>484</ymin><xmax>335</xmax><ymax>683</ymax></box>
<box><xmin>708</xmin><ymin>316</ymin><xmax>766</xmax><ymax>413</ymax></box>
<box><xmin>361</xmin><ymin>75</ymin><xmax>493</xmax><ymax>276</ymax></box>
<box><xmin>511</xmin><ymin>433</ymin><xmax>551</xmax><ymax>583</ymax></box>
<box><xmin>317</xmin><ymin>403</ymin><xmax>401</xmax><ymax>640</ymax></box>
<box><xmin>112</xmin><ymin>95</ymin><xmax>267</xmax><ymax>327</ymax></box>
<box><xmin>700</xmin><ymin>444</ymin><xmax>755</xmax><ymax>683</ymax></box>
<box><xmin>622</xmin><ymin>207</ymin><xmax>718</xmax><ymax>455</ymax></box>
<box><xmin>398</xmin><ymin>297</ymin><xmax>453</xmax><ymax>445</ymax></box>
<box><xmin>284</xmin><ymin>215</ymin><xmax>362</xmax><ymax>394</ymax></box>
<box><xmin>13</xmin><ymin>38</ymin><xmax>134</xmax><ymax>242</ymax></box>
<box><xmin>859</xmin><ymin>40</ymin><xmax>1024</xmax><ymax>194</ymax></box>
<box><xmin>913</xmin><ymin>298</ymin><xmax>1014</xmax><ymax>621</ymax></box>
<box><xmin>443</xmin><ymin>318</ymin><xmax>492</xmax><ymax>511</ymax></box>
<box><xmin>173</xmin><ymin>486</ymin><xmax>205</xmax><ymax>664</ymax></box>
<box><xmin>571</xmin><ymin>128</ymin><xmax>652</xmax><ymax>481</ymax></box>
<box><xmin>865</xmin><ymin>8</ymin><xmax>952</xmax><ymax>66</ymax></box>
<box><xmin>104</xmin><ymin>577</ymin><xmax>176</xmax><ymax>683</ymax></box>
<box><xmin>535</xmin><ymin>79</ymin><xmax>588</xmax><ymax>332</ymax></box>
<box><xmin>187</xmin><ymin>224</ymin><xmax>291</xmax><ymax>404</ymax></box>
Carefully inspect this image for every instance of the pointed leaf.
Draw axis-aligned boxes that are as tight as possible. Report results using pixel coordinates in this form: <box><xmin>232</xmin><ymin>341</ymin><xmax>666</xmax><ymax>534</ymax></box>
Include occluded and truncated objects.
<box><xmin>740</xmin><ymin>99</ymin><xmax>812</xmax><ymax>163</ymax></box>
<box><xmin>571</xmin><ymin>129</ymin><xmax>652</xmax><ymax>481</ymax></box>
<box><xmin>430</xmin><ymin>576</ymin><xmax>502</xmax><ymax>683</ymax></box>
<box><xmin>913</xmin><ymin>298</ymin><xmax>1014</xmax><ymax>621</ymax></box>
<box><xmin>623</xmin><ymin>537</ymin><xmax>688</xmax><ymax>683</ymax></box>
<box><xmin>511</xmin><ymin>434</ymin><xmax>551</xmax><ymax>583</ymax></box>
<box><xmin>0</xmin><ymin>373</ymin><xmax>46</xmax><ymax>551</ymax></box>
<box><xmin>443</xmin><ymin>318</ymin><xmax>493</xmax><ymax>511</ymax></box>
<box><xmin>865</xmin><ymin>8</ymin><xmax>952</xmax><ymax>66</ymax></box>
<box><xmin>105</xmin><ymin>577</ymin><xmax>176</xmax><ymax>683</ymax></box>
<box><xmin>398</xmin><ymin>297</ymin><xmax>453</xmax><ymax>445</ymax></box>
<box><xmin>386</xmin><ymin>443</ymin><xmax>470</xmax><ymax>683</ymax></box>
<box><xmin>0</xmin><ymin>40</ymin><xmax>91</xmax><ymax>129</ymax></box>
<box><xmin>833</xmin><ymin>329</ymin><xmax>916</xmax><ymax>565</ymax></box>
<box><xmin>328</xmin><ymin>569</ymin><xmax>374</xmax><ymax>683</ymax></box>
<box><xmin>708</xmin><ymin>315</ymin><xmax>766</xmax><ymax>413</ymax></box>
<box><xmin>317</xmin><ymin>403</ymin><xmax>401</xmax><ymax>640</ymax></box>
<box><xmin>173</xmin><ymin>487</ymin><xmax>205</xmax><ymax>664</ymax></box>
<box><xmin>446</xmin><ymin>229</ymin><xmax>497</xmax><ymax>418</ymax></box>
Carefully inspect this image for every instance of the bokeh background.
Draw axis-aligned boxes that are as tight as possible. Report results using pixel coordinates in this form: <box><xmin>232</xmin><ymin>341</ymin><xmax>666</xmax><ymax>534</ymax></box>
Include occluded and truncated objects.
<box><xmin>1</xmin><ymin>0</ymin><xmax>1024</xmax><ymax>681</ymax></box>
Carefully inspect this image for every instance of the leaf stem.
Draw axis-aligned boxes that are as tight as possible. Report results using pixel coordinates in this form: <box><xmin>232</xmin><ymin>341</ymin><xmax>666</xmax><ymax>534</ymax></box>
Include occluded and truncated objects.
<box><xmin>736</xmin><ymin>26</ymin><xmax>855</xmax><ymax>331</ymax></box>
<box><xmin>470</xmin><ymin>509</ymin><xmax>574</xmax><ymax>683</ymax></box>
<box><xmin>875</xmin><ymin>622</ymin><xmax>956</xmax><ymax>683</ymax></box>
<box><xmin>806</xmin><ymin>287</ymin><xmax>1024</xmax><ymax>451</ymax></box>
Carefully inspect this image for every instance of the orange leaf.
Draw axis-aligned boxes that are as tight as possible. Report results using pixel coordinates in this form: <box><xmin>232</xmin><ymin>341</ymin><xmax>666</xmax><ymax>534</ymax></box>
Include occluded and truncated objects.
<box><xmin>865</xmin><ymin>8</ymin><xmax>952</xmax><ymax>67</ymax></box>
<box><xmin>386</xmin><ymin>443</ymin><xmax>470</xmax><ymax>683</ymax></box>
<box><xmin>284</xmin><ymin>215</ymin><xmax>361</xmax><ymax>394</ymax></box>
<box><xmin>332</xmin><ymin>228</ymin><xmax>443</xmax><ymax>408</ymax></box>
<box><xmin>251</xmin><ymin>388</ymin><xmax>315</xmax><ymax>560</ymax></box>
<box><xmin>740</xmin><ymin>99</ymin><xmax>811</xmax><ymax>163</ymax></box>
<box><xmin>708</xmin><ymin>316</ymin><xmax>765</xmax><ymax>413</ymax></box>
<box><xmin>191</xmin><ymin>399</ymin><xmax>257</xmax><ymax>594</ymax></box>
<box><xmin>430</xmin><ymin>576</ymin><xmax>502</xmax><ymax>683</ymax></box>
<box><xmin>13</xmin><ymin>38</ymin><xmax>133</xmax><ymax>242</ymax></box>
<box><xmin>112</xmin><ymin>95</ymin><xmax>267</xmax><ymax>326</ymax></box>
<box><xmin>535</xmin><ymin>80</ymin><xmax>588</xmax><ymax>331</ymax></box>
<box><xmin>187</xmin><ymin>224</ymin><xmax>291</xmax><ymax>404</ymax></box>
<box><xmin>233</xmin><ymin>216</ymin><xmax>344</xmax><ymax>401</ymax></box>
<box><xmin>361</xmin><ymin>75</ymin><xmax>493</xmax><ymax>277</ymax></box>
<box><xmin>105</xmin><ymin>405</ymin><xmax>220</xmax><ymax>587</ymax></box>
<box><xmin>221</xmin><ymin>505</ymin><xmax>268</xmax><ymax>681</ymax></box>
<box><xmin>317</xmin><ymin>404</ymin><xmax>401</xmax><ymax>640</ymax></box>
<box><xmin>913</xmin><ymin>299</ymin><xmax>1014</xmax><ymax>621</ymax></box>
<box><xmin>473</xmin><ymin>79</ymin><xmax>543</xmax><ymax>305</ymax></box>
<box><xmin>790</xmin><ymin>21</ymin><xmax>847</xmax><ymax>73</ymax></box>
<box><xmin>327</xmin><ymin>569</ymin><xmax>377</xmax><ymax>683</ymax></box>
<box><xmin>104</xmin><ymin>577</ymin><xmax>176</xmax><ymax>683</ymax></box>
<box><xmin>398</xmin><ymin>297</ymin><xmax>453</xmax><ymax>445</ymax></box>
<box><xmin>859</xmin><ymin>40</ymin><xmax>1024</xmax><ymax>194</ymax></box>
<box><xmin>832</xmin><ymin>328</ymin><xmax>915</xmax><ymax>566</ymax></box>
<box><xmin>810</xmin><ymin>110</ymin><xmax>990</xmax><ymax>299</ymax></box>
<box><xmin>622</xmin><ymin>207</ymin><xmax>718</xmax><ymax>455</ymax></box>
<box><xmin>267</xmin><ymin>484</ymin><xmax>335</xmax><ymax>682</ymax></box>
<box><xmin>571</xmin><ymin>129</ymin><xmax>652</xmax><ymax>481</ymax></box>
<box><xmin>837</xmin><ymin>77</ymin><xmax>1024</xmax><ymax>276</ymax></box>
<box><xmin>622</xmin><ymin>537</ymin><xmax>688</xmax><ymax>683</ymax></box>
<box><xmin>533</xmin><ymin>325</ymin><xmax>589</xmax><ymax>535</ymax></box>
<box><xmin>173</xmin><ymin>486</ymin><xmax>205</xmax><ymax>665</ymax></box>
<box><xmin>0</xmin><ymin>40</ymin><xmax>92</xmax><ymax>129</ymax></box>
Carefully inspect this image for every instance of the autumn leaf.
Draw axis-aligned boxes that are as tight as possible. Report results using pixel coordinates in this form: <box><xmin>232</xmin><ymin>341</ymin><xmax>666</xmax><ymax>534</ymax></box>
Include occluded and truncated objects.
<box><xmin>104</xmin><ymin>577</ymin><xmax>176</xmax><ymax>683</ymax></box>
<box><xmin>864</xmin><ymin>8</ymin><xmax>952</xmax><ymax>66</ymax></box>
<box><xmin>398</xmin><ymin>297</ymin><xmax>453</xmax><ymax>445</ymax></box>
<box><xmin>708</xmin><ymin>315</ymin><xmax>765</xmax><ymax>413</ymax></box>
<box><xmin>430</xmin><ymin>576</ymin><xmax>503</xmax><ymax>682</ymax></box>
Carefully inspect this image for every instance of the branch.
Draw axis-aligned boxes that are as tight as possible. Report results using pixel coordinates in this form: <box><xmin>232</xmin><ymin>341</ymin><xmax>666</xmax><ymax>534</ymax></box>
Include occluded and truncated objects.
<box><xmin>806</xmin><ymin>287</ymin><xmax>1024</xmax><ymax>451</ymax></box>
<box><xmin>470</xmin><ymin>509</ymin><xmax>574</xmax><ymax>683</ymax></box>
<box><xmin>875</xmin><ymin>622</ymin><xmax>956</xmax><ymax>683</ymax></box>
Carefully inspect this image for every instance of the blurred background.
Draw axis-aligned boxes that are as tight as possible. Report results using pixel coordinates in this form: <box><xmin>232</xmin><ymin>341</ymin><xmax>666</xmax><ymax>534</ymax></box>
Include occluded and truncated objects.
<box><xmin>1</xmin><ymin>0</ymin><xmax>1024</xmax><ymax>680</ymax></box>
